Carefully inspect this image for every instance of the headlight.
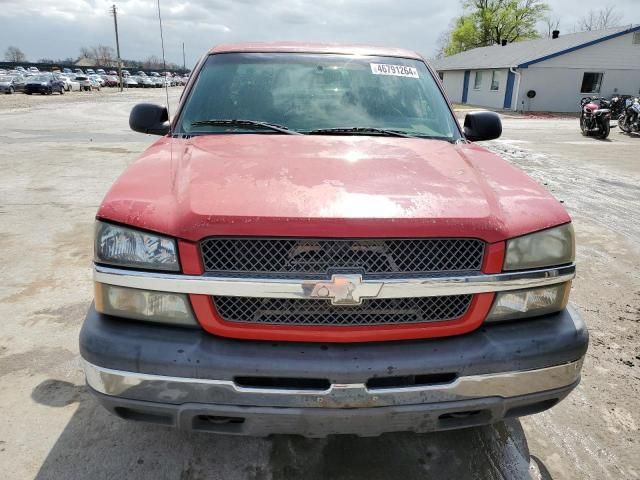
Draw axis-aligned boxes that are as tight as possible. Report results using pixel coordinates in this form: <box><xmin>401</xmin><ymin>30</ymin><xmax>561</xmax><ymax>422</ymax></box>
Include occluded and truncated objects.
<box><xmin>95</xmin><ymin>221</ymin><xmax>179</xmax><ymax>271</ymax></box>
<box><xmin>504</xmin><ymin>224</ymin><xmax>574</xmax><ymax>271</ymax></box>
<box><xmin>486</xmin><ymin>282</ymin><xmax>571</xmax><ymax>322</ymax></box>
<box><xmin>95</xmin><ymin>283</ymin><xmax>197</xmax><ymax>326</ymax></box>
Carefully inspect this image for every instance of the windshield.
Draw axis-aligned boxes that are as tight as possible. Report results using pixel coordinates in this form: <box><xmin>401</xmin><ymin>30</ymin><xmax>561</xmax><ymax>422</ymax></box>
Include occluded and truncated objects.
<box><xmin>177</xmin><ymin>53</ymin><xmax>460</xmax><ymax>140</ymax></box>
<box><xmin>0</xmin><ymin>76</ymin><xmax>13</xmax><ymax>82</ymax></box>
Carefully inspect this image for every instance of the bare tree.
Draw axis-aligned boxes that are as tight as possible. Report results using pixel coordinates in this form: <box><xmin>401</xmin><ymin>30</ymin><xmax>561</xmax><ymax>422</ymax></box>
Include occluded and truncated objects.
<box><xmin>143</xmin><ymin>55</ymin><xmax>164</xmax><ymax>70</ymax></box>
<box><xmin>577</xmin><ymin>6</ymin><xmax>622</xmax><ymax>31</ymax></box>
<box><xmin>77</xmin><ymin>45</ymin><xmax>116</xmax><ymax>66</ymax></box>
<box><xmin>4</xmin><ymin>46</ymin><xmax>27</xmax><ymax>63</ymax></box>
<box><xmin>92</xmin><ymin>45</ymin><xmax>115</xmax><ymax>66</ymax></box>
<box><xmin>79</xmin><ymin>46</ymin><xmax>93</xmax><ymax>59</ymax></box>
<box><xmin>541</xmin><ymin>16</ymin><xmax>560</xmax><ymax>37</ymax></box>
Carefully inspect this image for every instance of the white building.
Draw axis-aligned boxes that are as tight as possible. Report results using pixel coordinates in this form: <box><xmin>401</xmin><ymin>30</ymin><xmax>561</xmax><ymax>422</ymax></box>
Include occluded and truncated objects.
<box><xmin>432</xmin><ymin>25</ymin><xmax>640</xmax><ymax>113</ymax></box>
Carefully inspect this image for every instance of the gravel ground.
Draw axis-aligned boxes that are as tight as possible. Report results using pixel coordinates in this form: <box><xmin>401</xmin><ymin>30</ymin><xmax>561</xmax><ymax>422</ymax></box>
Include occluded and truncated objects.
<box><xmin>0</xmin><ymin>90</ymin><xmax>638</xmax><ymax>480</ymax></box>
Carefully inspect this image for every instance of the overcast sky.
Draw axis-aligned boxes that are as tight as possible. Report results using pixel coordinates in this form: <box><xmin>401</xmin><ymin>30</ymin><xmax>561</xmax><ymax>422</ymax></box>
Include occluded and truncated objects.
<box><xmin>0</xmin><ymin>0</ymin><xmax>638</xmax><ymax>68</ymax></box>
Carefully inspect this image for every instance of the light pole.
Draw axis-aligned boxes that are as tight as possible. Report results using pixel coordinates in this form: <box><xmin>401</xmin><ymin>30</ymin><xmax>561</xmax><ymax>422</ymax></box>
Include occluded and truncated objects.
<box><xmin>110</xmin><ymin>4</ymin><xmax>123</xmax><ymax>92</ymax></box>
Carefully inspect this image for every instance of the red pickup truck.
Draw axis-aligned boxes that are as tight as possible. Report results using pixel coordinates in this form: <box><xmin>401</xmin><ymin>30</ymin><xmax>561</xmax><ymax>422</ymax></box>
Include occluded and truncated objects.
<box><xmin>80</xmin><ymin>43</ymin><xmax>587</xmax><ymax>437</ymax></box>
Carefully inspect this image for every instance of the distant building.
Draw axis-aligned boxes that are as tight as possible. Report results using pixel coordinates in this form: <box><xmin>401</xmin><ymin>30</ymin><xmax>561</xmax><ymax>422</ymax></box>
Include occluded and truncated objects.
<box><xmin>75</xmin><ymin>56</ymin><xmax>96</xmax><ymax>67</ymax></box>
<box><xmin>432</xmin><ymin>25</ymin><xmax>640</xmax><ymax>112</ymax></box>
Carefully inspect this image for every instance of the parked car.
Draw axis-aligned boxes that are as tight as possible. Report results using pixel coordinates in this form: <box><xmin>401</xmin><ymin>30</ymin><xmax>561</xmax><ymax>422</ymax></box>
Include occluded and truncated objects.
<box><xmin>0</xmin><ymin>74</ymin><xmax>25</xmax><ymax>94</ymax></box>
<box><xmin>96</xmin><ymin>68</ymin><xmax>106</xmax><ymax>75</ymax></box>
<box><xmin>74</xmin><ymin>68</ymin><xmax>84</xmax><ymax>75</ymax></box>
<box><xmin>81</xmin><ymin>43</ymin><xmax>587</xmax><ymax>438</ymax></box>
<box><xmin>62</xmin><ymin>74</ymin><xmax>81</xmax><ymax>91</ymax></box>
<box><xmin>103</xmin><ymin>75</ymin><xmax>120</xmax><ymax>87</ymax></box>
<box><xmin>55</xmin><ymin>74</ymin><xmax>77</xmax><ymax>92</ymax></box>
<box><xmin>86</xmin><ymin>68</ymin><xmax>96</xmax><ymax>75</ymax></box>
<box><xmin>63</xmin><ymin>67</ymin><xmax>73</xmax><ymax>74</ymax></box>
<box><xmin>28</xmin><ymin>66</ymin><xmax>39</xmax><ymax>73</ymax></box>
<box><xmin>122</xmin><ymin>76</ymin><xmax>138</xmax><ymax>88</ymax></box>
<box><xmin>107</xmin><ymin>70</ymin><xmax>118</xmax><ymax>76</ymax></box>
<box><xmin>90</xmin><ymin>77</ymin><xmax>102</xmax><ymax>90</ymax></box>
<box><xmin>24</xmin><ymin>74</ymin><xmax>65</xmax><ymax>94</ymax></box>
<box><xmin>138</xmin><ymin>76</ymin><xmax>155</xmax><ymax>88</ymax></box>
<box><xmin>89</xmin><ymin>74</ymin><xmax>105</xmax><ymax>87</ymax></box>
<box><xmin>74</xmin><ymin>75</ymin><xmax>94</xmax><ymax>92</ymax></box>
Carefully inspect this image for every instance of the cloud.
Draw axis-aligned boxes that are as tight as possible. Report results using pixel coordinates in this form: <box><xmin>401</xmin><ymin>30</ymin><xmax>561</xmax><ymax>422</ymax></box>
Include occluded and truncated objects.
<box><xmin>0</xmin><ymin>0</ymin><xmax>638</xmax><ymax>66</ymax></box>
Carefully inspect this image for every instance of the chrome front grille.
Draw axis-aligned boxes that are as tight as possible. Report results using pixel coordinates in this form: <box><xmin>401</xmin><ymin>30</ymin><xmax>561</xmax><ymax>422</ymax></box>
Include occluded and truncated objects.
<box><xmin>200</xmin><ymin>238</ymin><xmax>485</xmax><ymax>278</ymax></box>
<box><xmin>213</xmin><ymin>295</ymin><xmax>473</xmax><ymax>326</ymax></box>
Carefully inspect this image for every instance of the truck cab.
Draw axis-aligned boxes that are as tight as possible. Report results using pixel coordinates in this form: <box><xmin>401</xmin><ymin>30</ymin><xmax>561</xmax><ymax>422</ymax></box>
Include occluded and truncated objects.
<box><xmin>80</xmin><ymin>43</ymin><xmax>587</xmax><ymax>437</ymax></box>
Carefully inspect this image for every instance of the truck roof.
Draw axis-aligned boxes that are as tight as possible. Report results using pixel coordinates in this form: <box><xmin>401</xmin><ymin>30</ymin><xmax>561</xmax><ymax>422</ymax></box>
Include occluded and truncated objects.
<box><xmin>208</xmin><ymin>42</ymin><xmax>423</xmax><ymax>60</ymax></box>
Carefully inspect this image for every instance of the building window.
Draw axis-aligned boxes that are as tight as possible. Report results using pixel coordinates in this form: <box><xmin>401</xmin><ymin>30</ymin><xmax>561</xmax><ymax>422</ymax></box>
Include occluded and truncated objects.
<box><xmin>473</xmin><ymin>71</ymin><xmax>482</xmax><ymax>89</ymax></box>
<box><xmin>581</xmin><ymin>72</ymin><xmax>603</xmax><ymax>93</ymax></box>
<box><xmin>490</xmin><ymin>71</ymin><xmax>500</xmax><ymax>91</ymax></box>
<box><xmin>438</xmin><ymin>71</ymin><xmax>444</xmax><ymax>80</ymax></box>
<box><xmin>633</xmin><ymin>32</ymin><xmax>640</xmax><ymax>45</ymax></box>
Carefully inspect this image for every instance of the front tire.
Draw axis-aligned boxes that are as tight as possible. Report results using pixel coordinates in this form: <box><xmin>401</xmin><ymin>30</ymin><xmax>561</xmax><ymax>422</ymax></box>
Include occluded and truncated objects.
<box><xmin>618</xmin><ymin>114</ymin><xmax>631</xmax><ymax>133</ymax></box>
<box><xmin>598</xmin><ymin>121</ymin><xmax>610</xmax><ymax>139</ymax></box>
<box><xmin>580</xmin><ymin>117</ymin><xmax>589</xmax><ymax>136</ymax></box>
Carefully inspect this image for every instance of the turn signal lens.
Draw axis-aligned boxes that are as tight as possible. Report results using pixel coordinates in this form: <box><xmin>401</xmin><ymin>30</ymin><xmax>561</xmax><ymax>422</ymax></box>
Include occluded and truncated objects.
<box><xmin>95</xmin><ymin>283</ymin><xmax>197</xmax><ymax>326</ymax></box>
<box><xmin>486</xmin><ymin>282</ymin><xmax>571</xmax><ymax>322</ymax></box>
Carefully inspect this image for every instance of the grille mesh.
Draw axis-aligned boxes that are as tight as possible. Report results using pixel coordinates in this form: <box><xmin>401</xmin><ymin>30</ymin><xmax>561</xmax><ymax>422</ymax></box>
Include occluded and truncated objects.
<box><xmin>201</xmin><ymin>238</ymin><xmax>484</xmax><ymax>277</ymax></box>
<box><xmin>213</xmin><ymin>295</ymin><xmax>472</xmax><ymax>326</ymax></box>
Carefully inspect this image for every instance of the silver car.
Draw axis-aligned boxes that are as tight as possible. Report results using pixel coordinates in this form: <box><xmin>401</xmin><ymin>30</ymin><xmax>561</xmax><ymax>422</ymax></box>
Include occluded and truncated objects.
<box><xmin>123</xmin><ymin>76</ymin><xmax>139</xmax><ymax>88</ymax></box>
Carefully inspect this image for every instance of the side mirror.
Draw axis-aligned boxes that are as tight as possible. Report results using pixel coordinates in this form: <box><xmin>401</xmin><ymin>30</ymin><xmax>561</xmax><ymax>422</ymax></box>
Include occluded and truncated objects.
<box><xmin>129</xmin><ymin>103</ymin><xmax>170</xmax><ymax>135</ymax></box>
<box><xmin>463</xmin><ymin>111</ymin><xmax>502</xmax><ymax>142</ymax></box>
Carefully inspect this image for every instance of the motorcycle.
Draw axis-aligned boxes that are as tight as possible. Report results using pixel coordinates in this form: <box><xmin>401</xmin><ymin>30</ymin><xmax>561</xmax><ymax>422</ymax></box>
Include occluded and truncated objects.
<box><xmin>618</xmin><ymin>97</ymin><xmax>640</xmax><ymax>135</ymax></box>
<box><xmin>609</xmin><ymin>94</ymin><xmax>631</xmax><ymax>118</ymax></box>
<box><xmin>580</xmin><ymin>97</ymin><xmax>611</xmax><ymax>139</ymax></box>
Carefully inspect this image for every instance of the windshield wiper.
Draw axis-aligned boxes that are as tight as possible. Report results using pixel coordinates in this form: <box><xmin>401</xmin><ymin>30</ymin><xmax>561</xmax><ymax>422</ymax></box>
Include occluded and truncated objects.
<box><xmin>190</xmin><ymin>119</ymin><xmax>301</xmax><ymax>135</ymax></box>
<box><xmin>306</xmin><ymin>127</ymin><xmax>417</xmax><ymax>138</ymax></box>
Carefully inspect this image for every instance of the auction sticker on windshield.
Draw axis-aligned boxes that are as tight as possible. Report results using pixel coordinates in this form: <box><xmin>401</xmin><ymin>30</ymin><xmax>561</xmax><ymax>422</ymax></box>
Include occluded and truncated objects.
<box><xmin>370</xmin><ymin>63</ymin><xmax>419</xmax><ymax>78</ymax></box>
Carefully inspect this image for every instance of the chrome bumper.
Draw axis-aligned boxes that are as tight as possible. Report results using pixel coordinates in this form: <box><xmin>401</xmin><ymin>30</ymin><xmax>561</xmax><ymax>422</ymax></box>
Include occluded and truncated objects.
<box><xmin>83</xmin><ymin>358</ymin><xmax>584</xmax><ymax>409</ymax></box>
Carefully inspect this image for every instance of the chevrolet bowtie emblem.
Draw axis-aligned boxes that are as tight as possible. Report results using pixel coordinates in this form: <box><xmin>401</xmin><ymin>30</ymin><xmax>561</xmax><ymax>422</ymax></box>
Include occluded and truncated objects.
<box><xmin>307</xmin><ymin>275</ymin><xmax>383</xmax><ymax>305</ymax></box>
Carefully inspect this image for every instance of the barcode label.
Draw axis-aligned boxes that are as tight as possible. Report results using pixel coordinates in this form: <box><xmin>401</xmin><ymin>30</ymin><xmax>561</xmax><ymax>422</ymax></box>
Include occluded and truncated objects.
<box><xmin>370</xmin><ymin>63</ymin><xmax>419</xmax><ymax>78</ymax></box>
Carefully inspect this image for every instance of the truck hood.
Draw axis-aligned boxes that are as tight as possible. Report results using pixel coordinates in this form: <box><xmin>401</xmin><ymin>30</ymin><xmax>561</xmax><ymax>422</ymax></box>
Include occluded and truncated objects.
<box><xmin>98</xmin><ymin>135</ymin><xmax>570</xmax><ymax>243</ymax></box>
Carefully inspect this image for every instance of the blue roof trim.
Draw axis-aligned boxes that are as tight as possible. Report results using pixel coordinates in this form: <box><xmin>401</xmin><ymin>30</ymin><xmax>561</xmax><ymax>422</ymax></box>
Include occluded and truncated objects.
<box><xmin>518</xmin><ymin>26</ymin><xmax>640</xmax><ymax>68</ymax></box>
